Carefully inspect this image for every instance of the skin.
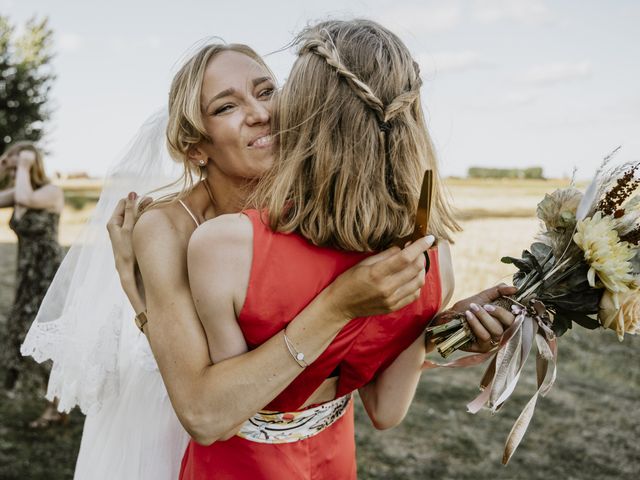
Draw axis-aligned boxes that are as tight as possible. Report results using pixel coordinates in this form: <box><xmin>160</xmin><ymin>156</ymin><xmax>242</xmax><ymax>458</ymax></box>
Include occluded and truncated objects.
<box><xmin>110</xmin><ymin>50</ymin><xmax>437</xmax><ymax>445</ymax></box>
<box><xmin>0</xmin><ymin>147</ymin><xmax>65</xmax><ymax>426</ymax></box>
<box><xmin>0</xmin><ymin>150</ymin><xmax>64</xmax><ymax>213</ymax></box>
<box><xmin>113</xmin><ymin>50</ymin><xmax>515</xmax><ymax>446</ymax></box>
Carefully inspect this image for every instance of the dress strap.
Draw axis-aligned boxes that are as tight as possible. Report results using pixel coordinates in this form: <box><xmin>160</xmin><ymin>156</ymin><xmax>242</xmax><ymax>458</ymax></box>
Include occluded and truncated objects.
<box><xmin>178</xmin><ymin>200</ymin><xmax>200</xmax><ymax>227</ymax></box>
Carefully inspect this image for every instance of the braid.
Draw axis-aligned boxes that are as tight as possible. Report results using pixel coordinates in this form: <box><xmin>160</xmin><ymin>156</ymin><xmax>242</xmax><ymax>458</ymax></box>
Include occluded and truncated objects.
<box><xmin>301</xmin><ymin>36</ymin><xmax>422</xmax><ymax>126</ymax></box>
<box><xmin>382</xmin><ymin>84</ymin><xmax>421</xmax><ymax>122</ymax></box>
<box><xmin>301</xmin><ymin>37</ymin><xmax>385</xmax><ymax>121</ymax></box>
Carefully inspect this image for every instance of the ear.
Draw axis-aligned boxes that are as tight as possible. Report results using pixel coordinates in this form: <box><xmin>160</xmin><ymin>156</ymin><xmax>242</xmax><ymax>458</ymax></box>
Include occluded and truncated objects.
<box><xmin>187</xmin><ymin>145</ymin><xmax>209</xmax><ymax>168</ymax></box>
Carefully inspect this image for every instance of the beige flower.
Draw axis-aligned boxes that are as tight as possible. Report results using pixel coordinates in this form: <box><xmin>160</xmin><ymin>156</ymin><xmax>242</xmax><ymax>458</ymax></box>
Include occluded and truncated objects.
<box><xmin>574</xmin><ymin>212</ymin><xmax>636</xmax><ymax>294</ymax></box>
<box><xmin>599</xmin><ymin>289</ymin><xmax>640</xmax><ymax>341</ymax></box>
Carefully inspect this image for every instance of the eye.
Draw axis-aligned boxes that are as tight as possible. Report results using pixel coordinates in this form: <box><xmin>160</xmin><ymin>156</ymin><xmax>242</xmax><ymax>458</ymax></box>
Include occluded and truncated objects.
<box><xmin>259</xmin><ymin>88</ymin><xmax>275</xmax><ymax>99</ymax></box>
<box><xmin>213</xmin><ymin>104</ymin><xmax>234</xmax><ymax>115</ymax></box>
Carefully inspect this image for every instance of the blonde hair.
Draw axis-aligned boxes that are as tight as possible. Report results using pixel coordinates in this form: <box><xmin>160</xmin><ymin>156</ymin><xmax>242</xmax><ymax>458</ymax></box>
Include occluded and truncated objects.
<box><xmin>146</xmin><ymin>42</ymin><xmax>273</xmax><ymax>211</ymax></box>
<box><xmin>2</xmin><ymin>141</ymin><xmax>50</xmax><ymax>189</ymax></box>
<box><xmin>251</xmin><ymin>19</ymin><xmax>459</xmax><ymax>251</ymax></box>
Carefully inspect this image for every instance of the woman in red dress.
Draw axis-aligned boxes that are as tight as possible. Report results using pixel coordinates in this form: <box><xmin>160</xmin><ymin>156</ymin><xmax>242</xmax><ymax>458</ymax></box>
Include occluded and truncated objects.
<box><xmin>182</xmin><ymin>19</ymin><xmax>515</xmax><ymax>479</ymax></box>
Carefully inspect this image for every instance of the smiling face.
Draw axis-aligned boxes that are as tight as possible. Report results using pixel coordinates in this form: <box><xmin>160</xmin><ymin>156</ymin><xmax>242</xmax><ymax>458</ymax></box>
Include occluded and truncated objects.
<box><xmin>194</xmin><ymin>50</ymin><xmax>276</xmax><ymax>181</ymax></box>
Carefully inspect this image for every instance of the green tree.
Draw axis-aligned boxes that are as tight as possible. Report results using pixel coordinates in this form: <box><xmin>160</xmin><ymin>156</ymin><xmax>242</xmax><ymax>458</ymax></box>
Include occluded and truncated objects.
<box><xmin>0</xmin><ymin>15</ymin><xmax>55</xmax><ymax>155</ymax></box>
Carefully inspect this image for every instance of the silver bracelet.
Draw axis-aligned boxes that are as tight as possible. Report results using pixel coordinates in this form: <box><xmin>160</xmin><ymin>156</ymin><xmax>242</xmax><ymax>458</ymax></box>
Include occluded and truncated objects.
<box><xmin>283</xmin><ymin>329</ymin><xmax>308</xmax><ymax>368</ymax></box>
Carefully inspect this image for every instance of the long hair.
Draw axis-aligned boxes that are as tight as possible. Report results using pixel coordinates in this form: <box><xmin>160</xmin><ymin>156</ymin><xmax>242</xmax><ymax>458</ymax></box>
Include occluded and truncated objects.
<box><xmin>2</xmin><ymin>141</ymin><xmax>50</xmax><ymax>189</ymax></box>
<box><xmin>145</xmin><ymin>42</ymin><xmax>273</xmax><ymax>211</ymax></box>
<box><xmin>251</xmin><ymin>19</ymin><xmax>459</xmax><ymax>251</ymax></box>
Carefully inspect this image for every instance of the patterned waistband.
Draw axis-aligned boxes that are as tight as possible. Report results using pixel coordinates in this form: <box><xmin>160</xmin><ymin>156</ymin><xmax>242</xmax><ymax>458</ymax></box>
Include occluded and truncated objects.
<box><xmin>236</xmin><ymin>394</ymin><xmax>352</xmax><ymax>444</ymax></box>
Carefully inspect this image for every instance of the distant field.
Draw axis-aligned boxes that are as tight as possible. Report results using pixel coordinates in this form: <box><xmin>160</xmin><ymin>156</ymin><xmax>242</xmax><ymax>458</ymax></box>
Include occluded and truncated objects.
<box><xmin>0</xmin><ymin>178</ymin><xmax>638</xmax><ymax>479</ymax></box>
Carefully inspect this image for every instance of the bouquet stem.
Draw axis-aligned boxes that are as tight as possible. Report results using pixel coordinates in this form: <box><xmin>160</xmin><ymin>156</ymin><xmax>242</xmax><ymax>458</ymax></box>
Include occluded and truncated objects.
<box><xmin>427</xmin><ymin>296</ymin><xmax>520</xmax><ymax>358</ymax></box>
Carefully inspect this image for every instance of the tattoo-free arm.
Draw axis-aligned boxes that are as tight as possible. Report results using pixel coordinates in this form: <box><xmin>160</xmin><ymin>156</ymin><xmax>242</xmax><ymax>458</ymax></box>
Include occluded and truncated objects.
<box><xmin>133</xmin><ymin>211</ymin><xmax>352</xmax><ymax>446</ymax></box>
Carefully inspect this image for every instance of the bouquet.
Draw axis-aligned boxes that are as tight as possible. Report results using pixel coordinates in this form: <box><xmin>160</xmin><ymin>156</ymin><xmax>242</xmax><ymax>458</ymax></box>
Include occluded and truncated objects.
<box><xmin>427</xmin><ymin>148</ymin><xmax>640</xmax><ymax>463</ymax></box>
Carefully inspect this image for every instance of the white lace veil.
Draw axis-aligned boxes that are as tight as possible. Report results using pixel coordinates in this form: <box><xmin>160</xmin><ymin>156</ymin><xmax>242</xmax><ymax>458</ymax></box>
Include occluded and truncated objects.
<box><xmin>21</xmin><ymin>109</ymin><xmax>185</xmax><ymax>414</ymax></box>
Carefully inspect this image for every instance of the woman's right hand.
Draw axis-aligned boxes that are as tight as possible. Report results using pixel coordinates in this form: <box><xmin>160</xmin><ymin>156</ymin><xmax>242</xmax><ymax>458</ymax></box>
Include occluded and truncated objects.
<box><xmin>326</xmin><ymin>235</ymin><xmax>435</xmax><ymax>319</ymax></box>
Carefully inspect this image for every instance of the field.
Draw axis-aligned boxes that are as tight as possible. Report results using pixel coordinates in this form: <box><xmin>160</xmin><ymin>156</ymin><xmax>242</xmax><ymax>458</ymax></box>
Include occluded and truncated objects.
<box><xmin>0</xmin><ymin>178</ymin><xmax>638</xmax><ymax>479</ymax></box>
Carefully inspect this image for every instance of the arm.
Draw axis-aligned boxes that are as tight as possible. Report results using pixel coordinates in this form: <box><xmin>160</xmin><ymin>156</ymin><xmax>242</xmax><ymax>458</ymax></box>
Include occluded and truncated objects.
<box><xmin>133</xmin><ymin>210</ymin><xmax>434</xmax><ymax>445</ymax></box>
<box><xmin>0</xmin><ymin>187</ymin><xmax>14</xmax><ymax>208</ymax></box>
<box><xmin>357</xmin><ymin>242</ymin><xmax>517</xmax><ymax>429</ymax></box>
<box><xmin>14</xmin><ymin>151</ymin><xmax>63</xmax><ymax>210</ymax></box>
<box><xmin>357</xmin><ymin>242</ymin><xmax>453</xmax><ymax>430</ymax></box>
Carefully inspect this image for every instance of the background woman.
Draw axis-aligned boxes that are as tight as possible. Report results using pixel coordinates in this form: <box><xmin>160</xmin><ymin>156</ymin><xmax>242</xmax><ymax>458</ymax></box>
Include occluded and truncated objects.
<box><xmin>0</xmin><ymin>142</ymin><xmax>65</xmax><ymax>427</ymax></box>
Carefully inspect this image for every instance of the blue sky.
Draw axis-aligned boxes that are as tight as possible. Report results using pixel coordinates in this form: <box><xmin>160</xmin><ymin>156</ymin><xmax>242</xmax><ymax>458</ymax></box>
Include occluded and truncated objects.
<box><xmin>4</xmin><ymin>0</ymin><xmax>640</xmax><ymax>178</ymax></box>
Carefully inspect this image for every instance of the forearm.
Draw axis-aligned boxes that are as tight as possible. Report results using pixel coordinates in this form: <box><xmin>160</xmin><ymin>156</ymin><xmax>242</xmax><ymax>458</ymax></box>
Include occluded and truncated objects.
<box><xmin>118</xmin><ymin>268</ymin><xmax>146</xmax><ymax>315</ymax></box>
<box><xmin>0</xmin><ymin>188</ymin><xmax>15</xmax><ymax>208</ymax></box>
<box><xmin>14</xmin><ymin>166</ymin><xmax>33</xmax><ymax>204</ymax></box>
<box><xmin>359</xmin><ymin>333</ymin><xmax>427</xmax><ymax>430</ymax></box>
<box><xmin>151</xmin><ymin>286</ymin><xmax>351</xmax><ymax>445</ymax></box>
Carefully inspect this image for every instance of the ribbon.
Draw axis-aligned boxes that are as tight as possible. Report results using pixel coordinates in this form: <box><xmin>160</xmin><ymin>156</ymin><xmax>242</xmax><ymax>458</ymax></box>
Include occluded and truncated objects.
<box><xmin>423</xmin><ymin>300</ymin><xmax>559</xmax><ymax>465</ymax></box>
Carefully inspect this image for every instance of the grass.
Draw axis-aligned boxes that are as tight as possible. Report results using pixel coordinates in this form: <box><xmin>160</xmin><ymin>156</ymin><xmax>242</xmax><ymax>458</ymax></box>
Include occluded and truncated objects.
<box><xmin>0</xmin><ymin>178</ymin><xmax>638</xmax><ymax>479</ymax></box>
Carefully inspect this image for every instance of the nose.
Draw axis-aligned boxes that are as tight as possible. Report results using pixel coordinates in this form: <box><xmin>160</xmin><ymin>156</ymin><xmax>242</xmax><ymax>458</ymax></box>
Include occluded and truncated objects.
<box><xmin>245</xmin><ymin>98</ymin><xmax>270</xmax><ymax>126</ymax></box>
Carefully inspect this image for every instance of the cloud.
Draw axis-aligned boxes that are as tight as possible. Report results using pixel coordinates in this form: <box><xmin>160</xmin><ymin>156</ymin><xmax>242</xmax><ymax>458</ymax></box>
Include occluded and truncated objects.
<box><xmin>58</xmin><ymin>33</ymin><xmax>83</xmax><ymax>53</ymax></box>
<box><xmin>417</xmin><ymin>51</ymin><xmax>492</xmax><ymax>75</ymax></box>
<box><xmin>143</xmin><ymin>35</ymin><xmax>162</xmax><ymax>50</ymax></box>
<box><xmin>472</xmin><ymin>0</ymin><xmax>552</xmax><ymax>24</ymax></box>
<box><xmin>378</xmin><ymin>2</ymin><xmax>462</xmax><ymax>33</ymax></box>
<box><xmin>523</xmin><ymin>61</ymin><xmax>592</xmax><ymax>85</ymax></box>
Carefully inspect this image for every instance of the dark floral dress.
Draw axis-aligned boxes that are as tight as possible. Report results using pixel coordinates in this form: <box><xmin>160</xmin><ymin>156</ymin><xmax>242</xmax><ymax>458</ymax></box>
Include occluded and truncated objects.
<box><xmin>2</xmin><ymin>208</ymin><xmax>63</xmax><ymax>390</ymax></box>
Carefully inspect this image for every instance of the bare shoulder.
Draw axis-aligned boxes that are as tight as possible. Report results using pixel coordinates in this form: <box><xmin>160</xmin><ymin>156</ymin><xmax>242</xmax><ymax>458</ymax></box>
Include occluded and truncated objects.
<box><xmin>188</xmin><ymin>213</ymin><xmax>253</xmax><ymax>256</ymax></box>
<box><xmin>133</xmin><ymin>207</ymin><xmax>176</xmax><ymax>245</ymax></box>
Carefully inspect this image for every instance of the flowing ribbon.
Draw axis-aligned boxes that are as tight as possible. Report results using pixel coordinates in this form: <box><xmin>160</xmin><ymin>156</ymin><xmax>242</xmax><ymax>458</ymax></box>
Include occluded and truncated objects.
<box><xmin>422</xmin><ymin>301</ymin><xmax>558</xmax><ymax>465</ymax></box>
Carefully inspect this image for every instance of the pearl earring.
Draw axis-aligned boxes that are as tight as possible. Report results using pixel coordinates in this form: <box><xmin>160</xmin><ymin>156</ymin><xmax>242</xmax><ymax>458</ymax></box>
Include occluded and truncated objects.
<box><xmin>199</xmin><ymin>160</ymin><xmax>205</xmax><ymax>166</ymax></box>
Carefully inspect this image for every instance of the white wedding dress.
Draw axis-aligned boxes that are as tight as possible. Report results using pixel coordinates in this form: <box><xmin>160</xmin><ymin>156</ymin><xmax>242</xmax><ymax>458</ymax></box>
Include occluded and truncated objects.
<box><xmin>21</xmin><ymin>111</ymin><xmax>190</xmax><ymax>479</ymax></box>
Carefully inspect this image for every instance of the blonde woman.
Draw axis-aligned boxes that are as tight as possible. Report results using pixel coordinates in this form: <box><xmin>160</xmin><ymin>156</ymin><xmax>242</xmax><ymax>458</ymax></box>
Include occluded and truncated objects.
<box><xmin>176</xmin><ymin>19</ymin><xmax>516</xmax><ymax>478</ymax></box>
<box><xmin>54</xmin><ymin>43</ymin><xmax>433</xmax><ymax>479</ymax></box>
<box><xmin>0</xmin><ymin>142</ymin><xmax>65</xmax><ymax>427</ymax></box>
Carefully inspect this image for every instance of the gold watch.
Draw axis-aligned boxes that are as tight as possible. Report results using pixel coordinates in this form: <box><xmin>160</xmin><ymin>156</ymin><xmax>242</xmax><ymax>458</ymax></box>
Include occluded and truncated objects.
<box><xmin>135</xmin><ymin>310</ymin><xmax>148</xmax><ymax>333</ymax></box>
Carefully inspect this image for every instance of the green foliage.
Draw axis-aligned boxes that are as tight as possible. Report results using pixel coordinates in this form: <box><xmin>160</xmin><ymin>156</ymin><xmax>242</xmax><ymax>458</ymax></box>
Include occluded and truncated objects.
<box><xmin>468</xmin><ymin>167</ymin><xmax>545</xmax><ymax>179</ymax></box>
<box><xmin>0</xmin><ymin>15</ymin><xmax>55</xmax><ymax>155</ymax></box>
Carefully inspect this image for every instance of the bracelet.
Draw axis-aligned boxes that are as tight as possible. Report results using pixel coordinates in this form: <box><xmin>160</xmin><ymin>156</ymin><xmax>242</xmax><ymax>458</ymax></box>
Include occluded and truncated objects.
<box><xmin>134</xmin><ymin>310</ymin><xmax>148</xmax><ymax>333</ymax></box>
<box><xmin>283</xmin><ymin>329</ymin><xmax>308</xmax><ymax>368</ymax></box>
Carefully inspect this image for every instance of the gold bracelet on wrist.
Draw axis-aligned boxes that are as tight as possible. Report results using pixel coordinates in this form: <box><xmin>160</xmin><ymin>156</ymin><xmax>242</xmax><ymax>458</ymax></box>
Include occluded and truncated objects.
<box><xmin>134</xmin><ymin>310</ymin><xmax>148</xmax><ymax>333</ymax></box>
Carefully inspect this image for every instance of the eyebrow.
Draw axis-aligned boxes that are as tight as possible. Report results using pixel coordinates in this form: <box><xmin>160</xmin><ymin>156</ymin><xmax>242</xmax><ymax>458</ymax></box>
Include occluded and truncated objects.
<box><xmin>204</xmin><ymin>76</ymin><xmax>274</xmax><ymax>112</ymax></box>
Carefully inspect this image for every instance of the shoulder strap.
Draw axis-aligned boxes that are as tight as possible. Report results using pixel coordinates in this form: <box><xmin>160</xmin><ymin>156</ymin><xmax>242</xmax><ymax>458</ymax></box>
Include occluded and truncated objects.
<box><xmin>178</xmin><ymin>200</ymin><xmax>199</xmax><ymax>227</ymax></box>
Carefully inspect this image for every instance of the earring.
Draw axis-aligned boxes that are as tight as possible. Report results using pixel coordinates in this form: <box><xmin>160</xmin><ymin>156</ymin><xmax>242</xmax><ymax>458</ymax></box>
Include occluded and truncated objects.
<box><xmin>199</xmin><ymin>160</ymin><xmax>205</xmax><ymax>166</ymax></box>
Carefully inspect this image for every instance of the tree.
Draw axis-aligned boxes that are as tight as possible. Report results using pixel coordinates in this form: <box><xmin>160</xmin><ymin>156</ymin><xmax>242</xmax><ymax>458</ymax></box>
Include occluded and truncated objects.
<box><xmin>0</xmin><ymin>15</ymin><xmax>55</xmax><ymax>156</ymax></box>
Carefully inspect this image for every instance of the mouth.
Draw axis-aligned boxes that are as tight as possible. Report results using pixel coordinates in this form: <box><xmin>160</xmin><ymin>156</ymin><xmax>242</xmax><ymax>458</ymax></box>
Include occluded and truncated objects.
<box><xmin>248</xmin><ymin>134</ymin><xmax>273</xmax><ymax>149</ymax></box>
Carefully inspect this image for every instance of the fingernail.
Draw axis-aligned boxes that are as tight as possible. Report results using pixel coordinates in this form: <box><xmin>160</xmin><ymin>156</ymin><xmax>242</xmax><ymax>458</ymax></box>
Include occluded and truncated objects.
<box><xmin>465</xmin><ymin>310</ymin><xmax>474</xmax><ymax>320</ymax></box>
<box><xmin>483</xmin><ymin>304</ymin><xmax>496</xmax><ymax>312</ymax></box>
<box><xmin>128</xmin><ymin>192</ymin><xmax>137</xmax><ymax>201</ymax></box>
<box><xmin>425</xmin><ymin>235</ymin><xmax>435</xmax><ymax>245</ymax></box>
<box><xmin>511</xmin><ymin>305</ymin><xmax>519</xmax><ymax>312</ymax></box>
<box><xmin>470</xmin><ymin>303</ymin><xmax>480</xmax><ymax>312</ymax></box>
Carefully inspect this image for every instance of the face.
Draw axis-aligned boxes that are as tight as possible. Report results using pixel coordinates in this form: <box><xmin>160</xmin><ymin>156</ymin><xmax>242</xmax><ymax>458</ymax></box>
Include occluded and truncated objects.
<box><xmin>196</xmin><ymin>50</ymin><xmax>275</xmax><ymax>180</ymax></box>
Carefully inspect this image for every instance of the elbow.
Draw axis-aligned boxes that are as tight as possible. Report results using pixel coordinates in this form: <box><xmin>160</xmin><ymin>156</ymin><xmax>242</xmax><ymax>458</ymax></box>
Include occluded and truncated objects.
<box><xmin>179</xmin><ymin>407</ymin><xmax>233</xmax><ymax>446</ymax></box>
<box><xmin>369</xmin><ymin>412</ymin><xmax>404</xmax><ymax>431</ymax></box>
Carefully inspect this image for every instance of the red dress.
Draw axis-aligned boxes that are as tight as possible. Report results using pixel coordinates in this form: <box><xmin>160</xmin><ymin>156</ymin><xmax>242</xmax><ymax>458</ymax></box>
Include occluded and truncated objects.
<box><xmin>179</xmin><ymin>210</ymin><xmax>441</xmax><ymax>480</ymax></box>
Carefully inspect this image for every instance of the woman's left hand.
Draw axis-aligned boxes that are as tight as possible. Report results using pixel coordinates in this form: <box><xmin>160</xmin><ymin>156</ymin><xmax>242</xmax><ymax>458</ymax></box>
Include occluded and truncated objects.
<box><xmin>17</xmin><ymin>150</ymin><xmax>36</xmax><ymax>168</ymax></box>
<box><xmin>451</xmin><ymin>284</ymin><xmax>517</xmax><ymax>353</ymax></box>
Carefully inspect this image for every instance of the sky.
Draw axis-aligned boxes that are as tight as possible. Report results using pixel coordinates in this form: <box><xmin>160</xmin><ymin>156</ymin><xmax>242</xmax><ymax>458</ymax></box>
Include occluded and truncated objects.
<box><xmin>3</xmin><ymin>0</ymin><xmax>640</xmax><ymax>179</ymax></box>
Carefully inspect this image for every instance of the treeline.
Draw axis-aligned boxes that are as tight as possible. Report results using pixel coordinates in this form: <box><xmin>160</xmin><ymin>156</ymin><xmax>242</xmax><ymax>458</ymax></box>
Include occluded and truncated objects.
<box><xmin>467</xmin><ymin>167</ymin><xmax>544</xmax><ymax>179</ymax></box>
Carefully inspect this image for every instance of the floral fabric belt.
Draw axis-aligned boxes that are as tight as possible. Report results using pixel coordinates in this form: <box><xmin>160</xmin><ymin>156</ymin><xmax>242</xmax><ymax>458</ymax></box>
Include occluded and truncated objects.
<box><xmin>236</xmin><ymin>394</ymin><xmax>352</xmax><ymax>444</ymax></box>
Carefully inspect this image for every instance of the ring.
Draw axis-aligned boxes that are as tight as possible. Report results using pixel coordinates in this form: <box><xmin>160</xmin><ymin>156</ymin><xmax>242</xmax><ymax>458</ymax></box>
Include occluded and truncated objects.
<box><xmin>489</xmin><ymin>338</ymin><xmax>499</xmax><ymax>347</ymax></box>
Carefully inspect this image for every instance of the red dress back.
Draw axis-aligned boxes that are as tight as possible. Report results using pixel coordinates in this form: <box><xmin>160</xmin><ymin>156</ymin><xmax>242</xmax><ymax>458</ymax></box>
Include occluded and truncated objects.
<box><xmin>179</xmin><ymin>209</ymin><xmax>442</xmax><ymax>480</ymax></box>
